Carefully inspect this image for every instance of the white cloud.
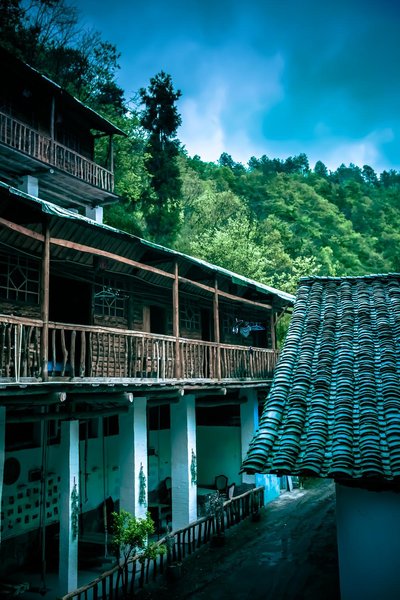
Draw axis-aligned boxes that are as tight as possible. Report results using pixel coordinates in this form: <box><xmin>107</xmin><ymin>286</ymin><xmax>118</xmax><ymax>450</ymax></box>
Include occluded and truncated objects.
<box><xmin>312</xmin><ymin>128</ymin><xmax>395</xmax><ymax>172</ymax></box>
<box><xmin>179</xmin><ymin>49</ymin><xmax>285</xmax><ymax>163</ymax></box>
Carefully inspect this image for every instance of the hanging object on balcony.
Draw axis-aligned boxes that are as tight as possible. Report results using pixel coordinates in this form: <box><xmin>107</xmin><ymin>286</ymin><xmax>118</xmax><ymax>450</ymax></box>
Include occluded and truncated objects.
<box><xmin>232</xmin><ymin>319</ymin><xmax>266</xmax><ymax>338</ymax></box>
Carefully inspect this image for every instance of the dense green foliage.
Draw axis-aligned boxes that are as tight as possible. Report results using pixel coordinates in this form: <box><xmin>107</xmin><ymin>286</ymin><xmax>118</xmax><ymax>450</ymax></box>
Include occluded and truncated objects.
<box><xmin>2</xmin><ymin>1</ymin><xmax>400</xmax><ymax>293</ymax></box>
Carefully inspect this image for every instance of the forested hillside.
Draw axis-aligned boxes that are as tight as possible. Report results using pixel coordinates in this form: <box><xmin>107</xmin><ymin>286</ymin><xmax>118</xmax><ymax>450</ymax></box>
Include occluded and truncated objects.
<box><xmin>2</xmin><ymin>0</ymin><xmax>400</xmax><ymax>293</ymax></box>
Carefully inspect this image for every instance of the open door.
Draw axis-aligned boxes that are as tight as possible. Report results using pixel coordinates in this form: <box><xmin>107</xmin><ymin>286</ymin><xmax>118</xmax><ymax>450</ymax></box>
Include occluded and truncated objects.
<box><xmin>48</xmin><ymin>276</ymin><xmax>92</xmax><ymax>375</ymax></box>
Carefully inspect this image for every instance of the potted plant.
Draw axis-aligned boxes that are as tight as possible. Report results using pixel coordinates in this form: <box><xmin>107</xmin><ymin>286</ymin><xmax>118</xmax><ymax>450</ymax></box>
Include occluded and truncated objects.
<box><xmin>206</xmin><ymin>492</ymin><xmax>226</xmax><ymax>547</ymax></box>
<box><xmin>111</xmin><ymin>510</ymin><xmax>166</xmax><ymax>596</ymax></box>
<box><xmin>164</xmin><ymin>532</ymin><xmax>183</xmax><ymax>581</ymax></box>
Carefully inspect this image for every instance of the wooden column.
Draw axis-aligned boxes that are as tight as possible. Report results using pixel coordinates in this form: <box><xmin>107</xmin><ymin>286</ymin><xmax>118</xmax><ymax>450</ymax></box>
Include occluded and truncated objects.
<box><xmin>270</xmin><ymin>309</ymin><xmax>276</xmax><ymax>350</ymax></box>
<box><xmin>50</xmin><ymin>97</ymin><xmax>55</xmax><ymax>162</ymax></box>
<box><xmin>41</xmin><ymin>219</ymin><xmax>50</xmax><ymax>381</ymax></box>
<box><xmin>173</xmin><ymin>261</ymin><xmax>181</xmax><ymax>379</ymax></box>
<box><xmin>109</xmin><ymin>135</ymin><xmax>114</xmax><ymax>172</ymax></box>
<box><xmin>213</xmin><ymin>278</ymin><xmax>222</xmax><ymax>380</ymax></box>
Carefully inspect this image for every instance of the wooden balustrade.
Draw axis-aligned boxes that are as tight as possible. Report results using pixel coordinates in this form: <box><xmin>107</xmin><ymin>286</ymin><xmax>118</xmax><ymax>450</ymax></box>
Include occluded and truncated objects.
<box><xmin>220</xmin><ymin>343</ymin><xmax>279</xmax><ymax>380</ymax></box>
<box><xmin>0</xmin><ymin>316</ymin><xmax>42</xmax><ymax>380</ymax></box>
<box><xmin>59</xmin><ymin>486</ymin><xmax>265</xmax><ymax>600</ymax></box>
<box><xmin>0</xmin><ymin>111</ymin><xmax>114</xmax><ymax>192</ymax></box>
<box><xmin>0</xmin><ymin>315</ymin><xmax>278</xmax><ymax>383</ymax></box>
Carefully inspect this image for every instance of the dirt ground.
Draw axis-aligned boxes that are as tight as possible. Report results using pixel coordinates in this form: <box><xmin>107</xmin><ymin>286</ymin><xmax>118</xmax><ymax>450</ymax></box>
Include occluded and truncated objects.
<box><xmin>138</xmin><ymin>478</ymin><xmax>339</xmax><ymax>600</ymax></box>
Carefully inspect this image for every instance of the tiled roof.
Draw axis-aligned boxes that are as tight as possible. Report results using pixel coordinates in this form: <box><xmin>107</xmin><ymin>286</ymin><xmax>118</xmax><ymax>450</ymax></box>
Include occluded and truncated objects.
<box><xmin>242</xmin><ymin>274</ymin><xmax>400</xmax><ymax>481</ymax></box>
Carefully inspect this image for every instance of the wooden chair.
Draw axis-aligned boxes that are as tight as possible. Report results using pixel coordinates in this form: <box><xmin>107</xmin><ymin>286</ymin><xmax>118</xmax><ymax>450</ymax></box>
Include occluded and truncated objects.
<box><xmin>214</xmin><ymin>474</ymin><xmax>228</xmax><ymax>497</ymax></box>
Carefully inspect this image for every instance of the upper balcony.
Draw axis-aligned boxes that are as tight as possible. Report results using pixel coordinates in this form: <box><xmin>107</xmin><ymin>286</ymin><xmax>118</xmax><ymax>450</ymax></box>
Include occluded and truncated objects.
<box><xmin>0</xmin><ymin>47</ymin><xmax>125</xmax><ymax>210</ymax></box>
<box><xmin>0</xmin><ymin>314</ymin><xmax>279</xmax><ymax>386</ymax></box>
<box><xmin>0</xmin><ymin>110</ymin><xmax>115</xmax><ymax>205</ymax></box>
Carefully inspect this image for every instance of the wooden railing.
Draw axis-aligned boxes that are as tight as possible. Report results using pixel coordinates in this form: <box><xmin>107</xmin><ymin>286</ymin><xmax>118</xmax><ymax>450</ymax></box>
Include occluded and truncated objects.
<box><xmin>59</xmin><ymin>486</ymin><xmax>265</xmax><ymax>600</ymax></box>
<box><xmin>0</xmin><ymin>111</ymin><xmax>114</xmax><ymax>192</ymax></box>
<box><xmin>0</xmin><ymin>315</ymin><xmax>279</xmax><ymax>383</ymax></box>
<box><xmin>0</xmin><ymin>316</ymin><xmax>42</xmax><ymax>380</ymax></box>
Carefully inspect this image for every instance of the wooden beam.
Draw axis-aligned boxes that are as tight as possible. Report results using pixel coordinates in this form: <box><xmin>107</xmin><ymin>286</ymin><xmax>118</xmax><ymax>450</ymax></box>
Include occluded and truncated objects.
<box><xmin>7</xmin><ymin>405</ymin><xmax>129</xmax><ymax>423</ymax></box>
<box><xmin>193</xmin><ymin>388</ymin><xmax>226</xmax><ymax>398</ymax></box>
<box><xmin>0</xmin><ymin>392</ymin><xmax>66</xmax><ymax>404</ymax></box>
<box><xmin>41</xmin><ymin>219</ymin><xmax>50</xmax><ymax>381</ymax></box>
<box><xmin>66</xmin><ymin>392</ymin><xmax>133</xmax><ymax>404</ymax></box>
<box><xmin>0</xmin><ymin>216</ymin><xmax>44</xmax><ymax>242</ymax></box>
<box><xmin>178</xmin><ymin>275</ymin><xmax>272</xmax><ymax>309</ymax></box>
<box><xmin>50</xmin><ymin>236</ymin><xmax>175</xmax><ymax>279</ymax></box>
<box><xmin>196</xmin><ymin>397</ymin><xmax>247</xmax><ymax>407</ymax></box>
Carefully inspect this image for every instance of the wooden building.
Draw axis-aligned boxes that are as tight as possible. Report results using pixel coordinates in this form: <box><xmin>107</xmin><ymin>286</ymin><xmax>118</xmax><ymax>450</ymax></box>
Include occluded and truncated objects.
<box><xmin>0</xmin><ymin>48</ymin><xmax>294</xmax><ymax>595</ymax></box>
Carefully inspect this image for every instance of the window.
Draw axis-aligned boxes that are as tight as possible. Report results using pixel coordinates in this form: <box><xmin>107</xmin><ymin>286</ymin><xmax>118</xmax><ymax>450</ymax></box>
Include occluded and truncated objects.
<box><xmin>0</xmin><ymin>254</ymin><xmax>40</xmax><ymax>304</ymax></box>
<box><xmin>94</xmin><ymin>278</ymin><xmax>127</xmax><ymax>318</ymax></box>
<box><xmin>180</xmin><ymin>301</ymin><xmax>200</xmax><ymax>331</ymax></box>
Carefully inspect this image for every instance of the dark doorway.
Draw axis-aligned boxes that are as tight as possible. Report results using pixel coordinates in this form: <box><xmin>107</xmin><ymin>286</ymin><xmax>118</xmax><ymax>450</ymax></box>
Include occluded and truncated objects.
<box><xmin>201</xmin><ymin>308</ymin><xmax>214</xmax><ymax>341</ymax></box>
<box><xmin>150</xmin><ymin>305</ymin><xmax>166</xmax><ymax>334</ymax></box>
<box><xmin>48</xmin><ymin>276</ymin><xmax>92</xmax><ymax>375</ymax></box>
<box><xmin>49</xmin><ymin>276</ymin><xmax>92</xmax><ymax>325</ymax></box>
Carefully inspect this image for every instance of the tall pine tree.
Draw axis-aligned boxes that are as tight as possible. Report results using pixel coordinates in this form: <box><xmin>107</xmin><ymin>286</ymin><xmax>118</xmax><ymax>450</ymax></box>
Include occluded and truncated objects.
<box><xmin>139</xmin><ymin>72</ymin><xmax>182</xmax><ymax>245</ymax></box>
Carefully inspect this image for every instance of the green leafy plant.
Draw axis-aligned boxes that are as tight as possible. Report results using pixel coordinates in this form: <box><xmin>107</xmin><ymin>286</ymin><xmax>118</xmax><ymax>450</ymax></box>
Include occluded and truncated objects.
<box><xmin>71</xmin><ymin>480</ymin><xmax>79</xmax><ymax>540</ymax></box>
<box><xmin>190</xmin><ymin>449</ymin><xmax>197</xmax><ymax>485</ymax></box>
<box><xmin>139</xmin><ymin>463</ymin><xmax>147</xmax><ymax>506</ymax></box>
<box><xmin>111</xmin><ymin>510</ymin><xmax>155</xmax><ymax>564</ymax></box>
<box><xmin>111</xmin><ymin>510</ymin><xmax>166</xmax><ymax>594</ymax></box>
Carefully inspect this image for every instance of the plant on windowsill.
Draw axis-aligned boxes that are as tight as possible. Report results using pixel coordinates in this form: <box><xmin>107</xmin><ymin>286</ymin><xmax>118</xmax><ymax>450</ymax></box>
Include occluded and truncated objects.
<box><xmin>111</xmin><ymin>510</ymin><xmax>166</xmax><ymax>596</ymax></box>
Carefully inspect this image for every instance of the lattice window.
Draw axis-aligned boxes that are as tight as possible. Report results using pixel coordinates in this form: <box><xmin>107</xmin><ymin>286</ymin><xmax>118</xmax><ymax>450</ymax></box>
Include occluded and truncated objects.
<box><xmin>180</xmin><ymin>301</ymin><xmax>200</xmax><ymax>331</ymax></box>
<box><xmin>222</xmin><ymin>309</ymin><xmax>238</xmax><ymax>336</ymax></box>
<box><xmin>0</xmin><ymin>254</ymin><xmax>40</xmax><ymax>304</ymax></box>
<box><xmin>94</xmin><ymin>279</ymin><xmax>127</xmax><ymax>318</ymax></box>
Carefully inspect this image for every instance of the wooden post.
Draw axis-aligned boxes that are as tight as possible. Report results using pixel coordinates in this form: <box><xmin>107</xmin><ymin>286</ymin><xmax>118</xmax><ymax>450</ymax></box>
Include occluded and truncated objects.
<box><xmin>109</xmin><ymin>135</ymin><xmax>114</xmax><ymax>172</ymax></box>
<box><xmin>41</xmin><ymin>219</ymin><xmax>50</xmax><ymax>381</ymax></box>
<box><xmin>213</xmin><ymin>278</ymin><xmax>221</xmax><ymax>380</ymax></box>
<box><xmin>50</xmin><ymin>96</ymin><xmax>55</xmax><ymax>162</ymax></box>
<box><xmin>270</xmin><ymin>309</ymin><xmax>276</xmax><ymax>350</ymax></box>
<box><xmin>173</xmin><ymin>261</ymin><xmax>181</xmax><ymax>379</ymax></box>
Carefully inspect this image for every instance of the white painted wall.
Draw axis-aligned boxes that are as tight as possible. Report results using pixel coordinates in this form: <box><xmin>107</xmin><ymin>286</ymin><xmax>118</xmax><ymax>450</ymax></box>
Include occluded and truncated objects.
<box><xmin>1</xmin><ymin>432</ymin><xmax>121</xmax><ymax>542</ymax></box>
<box><xmin>196</xmin><ymin>425</ymin><xmax>241</xmax><ymax>487</ymax></box>
<box><xmin>256</xmin><ymin>473</ymin><xmax>280</xmax><ymax>504</ymax></box>
<box><xmin>336</xmin><ymin>482</ymin><xmax>400</xmax><ymax>600</ymax></box>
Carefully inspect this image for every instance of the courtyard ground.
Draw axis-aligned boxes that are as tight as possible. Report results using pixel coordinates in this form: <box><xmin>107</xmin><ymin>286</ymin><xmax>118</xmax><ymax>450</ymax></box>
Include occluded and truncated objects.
<box><xmin>138</xmin><ymin>478</ymin><xmax>339</xmax><ymax>600</ymax></box>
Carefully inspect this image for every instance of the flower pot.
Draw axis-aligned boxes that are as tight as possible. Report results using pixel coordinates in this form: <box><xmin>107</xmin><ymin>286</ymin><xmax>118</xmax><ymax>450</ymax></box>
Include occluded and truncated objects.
<box><xmin>166</xmin><ymin>562</ymin><xmax>183</xmax><ymax>582</ymax></box>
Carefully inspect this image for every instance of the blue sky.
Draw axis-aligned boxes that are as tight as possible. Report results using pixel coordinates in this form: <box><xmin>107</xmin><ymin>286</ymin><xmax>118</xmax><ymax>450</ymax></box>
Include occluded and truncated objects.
<box><xmin>76</xmin><ymin>0</ymin><xmax>400</xmax><ymax>173</ymax></box>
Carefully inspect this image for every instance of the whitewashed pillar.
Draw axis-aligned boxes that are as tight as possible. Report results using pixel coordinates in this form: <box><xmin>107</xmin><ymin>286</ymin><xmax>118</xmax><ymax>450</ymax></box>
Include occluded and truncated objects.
<box><xmin>59</xmin><ymin>420</ymin><xmax>80</xmax><ymax>594</ymax></box>
<box><xmin>240</xmin><ymin>388</ymin><xmax>259</xmax><ymax>485</ymax></box>
<box><xmin>170</xmin><ymin>394</ymin><xmax>197</xmax><ymax>529</ymax></box>
<box><xmin>119</xmin><ymin>397</ymin><xmax>148</xmax><ymax>518</ymax></box>
<box><xmin>0</xmin><ymin>407</ymin><xmax>5</xmax><ymax>546</ymax></box>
